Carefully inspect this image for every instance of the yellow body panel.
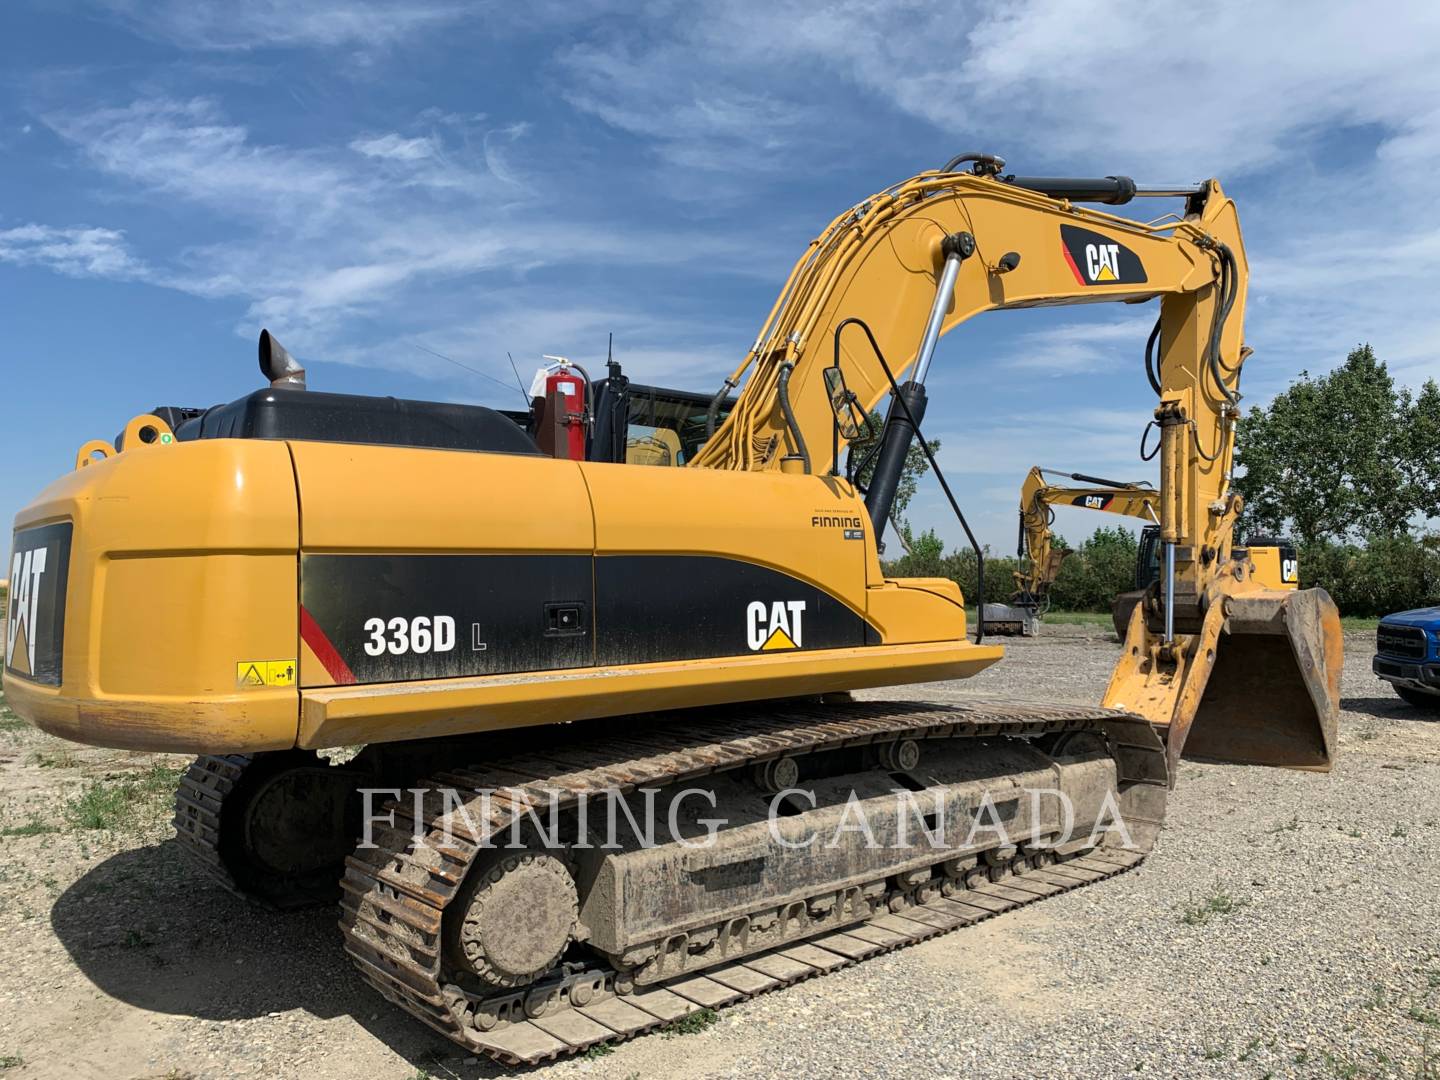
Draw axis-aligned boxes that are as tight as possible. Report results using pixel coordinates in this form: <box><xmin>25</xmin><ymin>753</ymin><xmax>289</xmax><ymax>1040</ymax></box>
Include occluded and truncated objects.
<box><xmin>1248</xmin><ymin>546</ymin><xmax>1299</xmax><ymax>590</ymax></box>
<box><xmin>7</xmin><ymin>434</ymin><xmax>997</xmax><ymax>754</ymax></box>
<box><xmin>297</xmin><ymin>640</ymin><xmax>999</xmax><ymax>749</ymax></box>
<box><xmin>291</xmin><ymin>441</ymin><xmax>595</xmax><ymax>553</ymax></box>
<box><xmin>580</xmin><ymin>462</ymin><xmax>872</xmax><ymax>617</ymax></box>
<box><xmin>5</xmin><ymin>439</ymin><xmax>300</xmax><ymax>751</ymax></box>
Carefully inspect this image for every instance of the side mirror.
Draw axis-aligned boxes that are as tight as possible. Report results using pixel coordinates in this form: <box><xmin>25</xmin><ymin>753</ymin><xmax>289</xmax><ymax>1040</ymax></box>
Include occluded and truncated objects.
<box><xmin>823</xmin><ymin>365</ymin><xmax>872</xmax><ymax>443</ymax></box>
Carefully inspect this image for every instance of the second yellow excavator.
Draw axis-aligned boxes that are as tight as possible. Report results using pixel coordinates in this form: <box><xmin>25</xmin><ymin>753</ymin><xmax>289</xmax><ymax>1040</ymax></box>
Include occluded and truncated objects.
<box><xmin>5</xmin><ymin>153</ymin><xmax>1341</xmax><ymax>1064</ymax></box>
<box><xmin>985</xmin><ymin>466</ymin><xmax>1298</xmax><ymax>635</ymax></box>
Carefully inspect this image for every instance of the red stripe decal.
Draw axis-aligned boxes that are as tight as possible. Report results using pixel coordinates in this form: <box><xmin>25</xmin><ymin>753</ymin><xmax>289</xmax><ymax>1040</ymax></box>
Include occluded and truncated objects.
<box><xmin>300</xmin><ymin>605</ymin><xmax>358</xmax><ymax>685</ymax></box>
<box><xmin>1061</xmin><ymin>242</ymin><xmax>1087</xmax><ymax>285</ymax></box>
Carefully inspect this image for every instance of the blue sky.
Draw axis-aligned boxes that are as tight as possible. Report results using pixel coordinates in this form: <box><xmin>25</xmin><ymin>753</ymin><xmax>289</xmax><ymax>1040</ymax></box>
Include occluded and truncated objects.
<box><xmin>3</xmin><ymin>1</ymin><xmax>1439</xmax><ymax>554</ymax></box>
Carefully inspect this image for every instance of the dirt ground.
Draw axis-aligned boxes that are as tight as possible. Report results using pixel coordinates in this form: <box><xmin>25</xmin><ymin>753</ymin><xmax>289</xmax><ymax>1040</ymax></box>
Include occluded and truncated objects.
<box><xmin>1</xmin><ymin>626</ymin><xmax>1437</xmax><ymax>1080</ymax></box>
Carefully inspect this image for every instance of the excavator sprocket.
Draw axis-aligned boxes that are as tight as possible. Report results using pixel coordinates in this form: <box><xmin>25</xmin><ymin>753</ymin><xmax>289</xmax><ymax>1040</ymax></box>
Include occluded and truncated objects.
<box><xmin>174</xmin><ymin>750</ymin><xmax>373</xmax><ymax>909</ymax></box>
<box><xmin>338</xmin><ymin>699</ymin><xmax>1166</xmax><ymax>1065</ymax></box>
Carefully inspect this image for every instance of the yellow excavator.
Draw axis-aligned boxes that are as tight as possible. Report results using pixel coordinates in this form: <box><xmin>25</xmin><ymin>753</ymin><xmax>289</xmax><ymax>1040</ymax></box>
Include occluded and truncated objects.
<box><xmin>985</xmin><ymin>466</ymin><xmax>1298</xmax><ymax>636</ymax></box>
<box><xmin>4</xmin><ymin>154</ymin><xmax>1341</xmax><ymax>1064</ymax></box>
<box><xmin>983</xmin><ymin>466</ymin><xmax>1161</xmax><ymax>636</ymax></box>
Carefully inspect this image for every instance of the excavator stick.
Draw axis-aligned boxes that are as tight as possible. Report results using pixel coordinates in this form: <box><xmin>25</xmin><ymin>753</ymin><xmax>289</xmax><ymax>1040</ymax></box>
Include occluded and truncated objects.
<box><xmin>1105</xmin><ymin>587</ymin><xmax>1342</xmax><ymax>776</ymax></box>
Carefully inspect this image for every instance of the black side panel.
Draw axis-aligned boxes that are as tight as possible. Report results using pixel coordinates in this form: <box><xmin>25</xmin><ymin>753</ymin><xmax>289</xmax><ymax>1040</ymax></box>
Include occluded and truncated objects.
<box><xmin>301</xmin><ymin>554</ymin><xmax>592</xmax><ymax>683</ymax></box>
<box><xmin>595</xmin><ymin>555</ymin><xmax>870</xmax><ymax>665</ymax></box>
<box><xmin>299</xmin><ymin>553</ymin><xmax>876</xmax><ymax>687</ymax></box>
<box><xmin>5</xmin><ymin>522</ymin><xmax>73</xmax><ymax>686</ymax></box>
<box><xmin>177</xmin><ymin>389</ymin><xmax>539</xmax><ymax>456</ymax></box>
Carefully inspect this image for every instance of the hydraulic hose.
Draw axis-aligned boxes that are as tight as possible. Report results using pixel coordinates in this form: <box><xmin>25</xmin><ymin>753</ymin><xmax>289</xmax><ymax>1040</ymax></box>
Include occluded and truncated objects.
<box><xmin>1205</xmin><ymin>242</ymin><xmax>1241</xmax><ymax>405</ymax></box>
<box><xmin>776</xmin><ymin>361</ymin><xmax>810</xmax><ymax>473</ymax></box>
<box><xmin>1144</xmin><ymin>316</ymin><xmax>1163</xmax><ymax>395</ymax></box>
<box><xmin>705</xmin><ymin>379</ymin><xmax>736</xmax><ymax>438</ymax></box>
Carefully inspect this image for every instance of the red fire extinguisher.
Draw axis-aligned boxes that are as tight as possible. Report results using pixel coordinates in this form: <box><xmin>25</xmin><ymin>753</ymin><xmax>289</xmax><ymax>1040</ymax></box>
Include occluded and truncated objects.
<box><xmin>530</xmin><ymin>356</ymin><xmax>589</xmax><ymax>460</ymax></box>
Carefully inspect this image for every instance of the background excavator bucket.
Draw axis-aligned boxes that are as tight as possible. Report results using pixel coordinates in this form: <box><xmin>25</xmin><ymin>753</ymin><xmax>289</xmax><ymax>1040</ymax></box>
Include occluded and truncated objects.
<box><xmin>1181</xmin><ymin>589</ymin><xmax>1343</xmax><ymax>771</ymax></box>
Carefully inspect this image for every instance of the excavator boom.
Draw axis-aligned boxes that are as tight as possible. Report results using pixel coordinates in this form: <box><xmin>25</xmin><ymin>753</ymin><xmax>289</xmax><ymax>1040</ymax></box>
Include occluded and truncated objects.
<box><xmin>690</xmin><ymin>159</ymin><xmax>1340</xmax><ymax>772</ymax></box>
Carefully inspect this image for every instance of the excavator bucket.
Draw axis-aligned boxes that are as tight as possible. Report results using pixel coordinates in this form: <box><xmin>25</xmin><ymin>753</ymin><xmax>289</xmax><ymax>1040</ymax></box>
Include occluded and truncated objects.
<box><xmin>1181</xmin><ymin>588</ymin><xmax>1343</xmax><ymax>771</ymax></box>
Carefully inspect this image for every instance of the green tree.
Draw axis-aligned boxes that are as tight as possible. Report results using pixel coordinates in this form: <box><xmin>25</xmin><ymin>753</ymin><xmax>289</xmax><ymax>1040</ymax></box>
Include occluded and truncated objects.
<box><xmin>1235</xmin><ymin>344</ymin><xmax>1436</xmax><ymax>543</ymax></box>
<box><xmin>1401</xmin><ymin>378</ymin><xmax>1440</xmax><ymax>521</ymax></box>
<box><xmin>1047</xmin><ymin>526</ymin><xmax>1140</xmax><ymax>612</ymax></box>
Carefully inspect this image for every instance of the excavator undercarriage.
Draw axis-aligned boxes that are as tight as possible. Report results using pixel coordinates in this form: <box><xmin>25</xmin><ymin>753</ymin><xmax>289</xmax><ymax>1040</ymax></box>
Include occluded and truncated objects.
<box><xmin>176</xmin><ymin>699</ymin><xmax>1165</xmax><ymax>1064</ymax></box>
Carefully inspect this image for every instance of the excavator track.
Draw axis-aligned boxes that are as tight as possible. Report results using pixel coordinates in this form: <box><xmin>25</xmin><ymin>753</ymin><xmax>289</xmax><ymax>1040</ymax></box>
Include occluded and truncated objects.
<box><xmin>173</xmin><ymin>752</ymin><xmax>253</xmax><ymax>899</ymax></box>
<box><xmin>339</xmin><ymin>698</ymin><xmax>1167</xmax><ymax>1065</ymax></box>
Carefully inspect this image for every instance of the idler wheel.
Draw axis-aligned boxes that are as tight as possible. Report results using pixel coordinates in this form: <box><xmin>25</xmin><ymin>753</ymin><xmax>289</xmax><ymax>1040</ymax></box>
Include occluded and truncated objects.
<box><xmin>448</xmin><ymin>851</ymin><xmax>578</xmax><ymax>988</ymax></box>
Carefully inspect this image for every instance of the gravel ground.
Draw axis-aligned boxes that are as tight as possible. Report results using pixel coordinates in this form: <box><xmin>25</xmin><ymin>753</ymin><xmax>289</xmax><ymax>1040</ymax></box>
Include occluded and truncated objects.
<box><xmin>0</xmin><ymin>625</ymin><xmax>1437</xmax><ymax>1080</ymax></box>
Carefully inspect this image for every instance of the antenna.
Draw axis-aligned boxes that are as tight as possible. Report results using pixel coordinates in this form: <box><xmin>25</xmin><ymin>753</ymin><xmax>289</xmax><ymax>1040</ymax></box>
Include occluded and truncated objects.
<box><xmin>413</xmin><ymin>342</ymin><xmax>529</xmax><ymax>405</ymax></box>
<box><xmin>506</xmin><ymin>351</ymin><xmax>529</xmax><ymax>401</ymax></box>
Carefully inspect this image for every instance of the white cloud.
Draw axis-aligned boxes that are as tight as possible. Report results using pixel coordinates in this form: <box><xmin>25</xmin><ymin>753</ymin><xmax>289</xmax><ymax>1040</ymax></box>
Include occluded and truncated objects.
<box><xmin>550</xmin><ymin>1</ymin><xmax>1440</xmax><ymax>396</ymax></box>
<box><xmin>98</xmin><ymin>0</ymin><xmax>468</xmax><ymax>51</ymax></box>
<box><xmin>556</xmin><ymin>37</ymin><xmax>822</xmax><ymax>172</ymax></box>
<box><xmin>46</xmin><ymin>98</ymin><xmax>356</xmax><ymax>225</ymax></box>
<box><xmin>350</xmin><ymin>133</ymin><xmax>439</xmax><ymax>162</ymax></box>
<box><xmin>1005</xmin><ymin>316</ymin><xmax>1158</xmax><ymax>375</ymax></box>
<box><xmin>0</xmin><ymin>224</ymin><xmax>149</xmax><ymax>280</ymax></box>
<box><xmin>30</xmin><ymin>94</ymin><xmax>771</xmax><ymax>367</ymax></box>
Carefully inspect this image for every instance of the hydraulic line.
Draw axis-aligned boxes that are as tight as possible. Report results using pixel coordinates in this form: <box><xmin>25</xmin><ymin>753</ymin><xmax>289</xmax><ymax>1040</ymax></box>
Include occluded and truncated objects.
<box><xmin>836</xmin><ymin>317</ymin><xmax>986</xmax><ymax>645</ymax></box>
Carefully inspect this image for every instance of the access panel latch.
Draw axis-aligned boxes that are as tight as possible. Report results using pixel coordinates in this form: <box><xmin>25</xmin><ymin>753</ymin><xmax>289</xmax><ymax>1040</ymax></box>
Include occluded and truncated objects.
<box><xmin>544</xmin><ymin>602</ymin><xmax>588</xmax><ymax>637</ymax></box>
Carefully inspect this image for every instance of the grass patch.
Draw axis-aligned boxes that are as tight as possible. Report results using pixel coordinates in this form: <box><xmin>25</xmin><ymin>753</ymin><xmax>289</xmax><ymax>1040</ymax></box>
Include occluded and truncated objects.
<box><xmin>64</xmin><ymin>764</ymin><xmax>186</xmax><ymax>832</ymax></box>
<box><xmin>1</xmin><ymin>819</ymin><xmax>60</xmax><ymax>837</ymax></box>
<box><xmin>1180</xmin><ymin>882</ymin><xmax>1248</xmax><ymax>926</ymax></box>
<box><xmin>1041</xmin><ymin>610</ymin><xmax>1115</xmax><ymax>626</ymax></box>
<box><xmin>30</xmin><ymin>748</ymin><xmax>79</xmax><ymax>769</ymax></box>
<box><xmin>664</xmin><ymin>1007</ymin><xmax>719</xmax><ymax>1037</ymax></box>
<box><xmin>0</xmin><ymin>1055</ymin><xmax>21</xmax><ymax>1070</ymax></box>
<box><xmin>0</xmin><ymin>715</ymin><xmax>28</xmax><ymax>733</ymax></box>
<box><xmin>584</xmin><ymin>1043</ymin><xmax>615</xmax><ymax>1058</ymax></box>
<box><xmin>964</xmin><ymin>607</ymin><xmax>1116</xmax><ymax>629</ymax></box>
<box><xmin>1393</xmin><ymin>823</ymin><xmax>1410</xmax><ymax>838</ymax></box>
<box><xmin>1410</xmin><ymin>1004</ymin><xmax>1440</xmax><ymax>1027</ymax></box>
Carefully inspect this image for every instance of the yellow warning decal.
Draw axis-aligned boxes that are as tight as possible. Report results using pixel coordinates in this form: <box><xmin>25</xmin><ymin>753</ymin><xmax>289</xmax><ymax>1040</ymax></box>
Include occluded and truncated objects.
<box><xmin>1094</xmin><ymin>263</ymin><xmax>1117</xmax><ymax>282</ymax></box>
<box><xmin>236</xmin><ymin>659</ymin><xmax>297</xmax><ymax>688</ymax></box>
<box><xmin>760</xmin><ymin>627</ymin><xmax>798</xmax><ymax>651</ymax></box>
